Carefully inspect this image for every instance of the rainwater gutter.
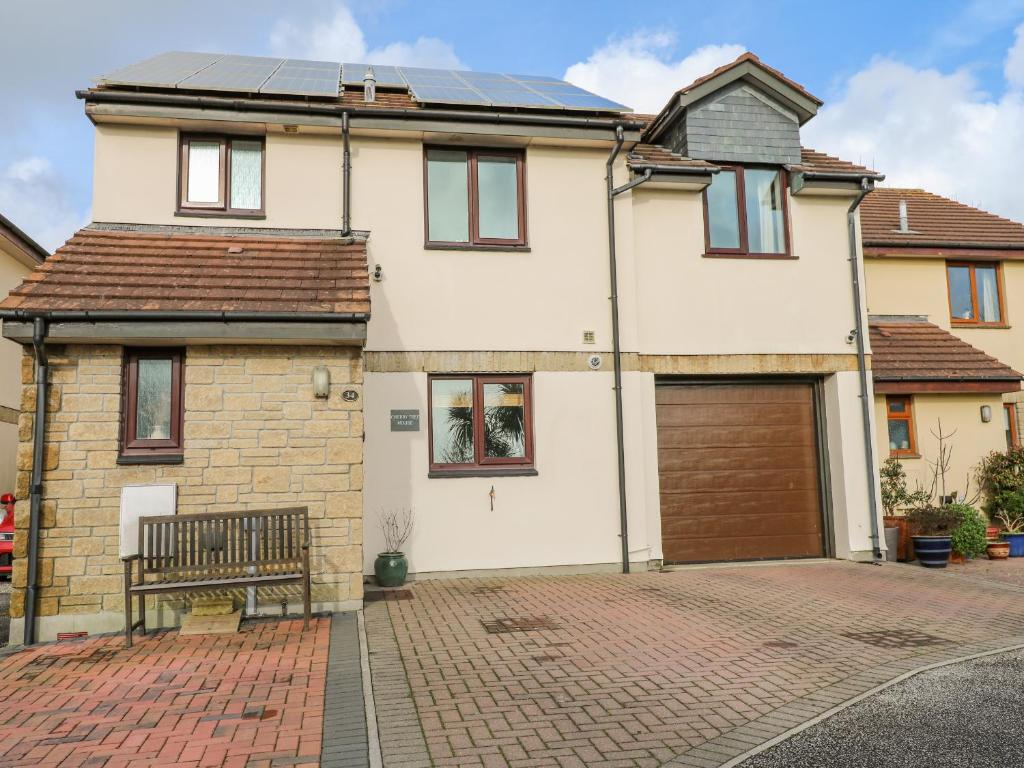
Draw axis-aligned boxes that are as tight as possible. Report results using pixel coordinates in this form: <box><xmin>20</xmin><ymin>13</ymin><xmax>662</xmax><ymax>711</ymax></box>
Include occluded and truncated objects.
<box><xmin>847</xmin><ymin>178</ymin><xmax>883</xmax><ymax>562</ymax></box>
<box><xmin>24</xmin><ymin>317</ymin><xmax>48</xmax><ymax>645</ymax></box>
<box><xmin>342</xmin><ymin>112</ymin><xmax>351</xmax><ymax>236</ymax></box>
<box><xmin>605</xmin><ymin>126</ymin><xmax>653</xmax><ymax>574</ymax></box>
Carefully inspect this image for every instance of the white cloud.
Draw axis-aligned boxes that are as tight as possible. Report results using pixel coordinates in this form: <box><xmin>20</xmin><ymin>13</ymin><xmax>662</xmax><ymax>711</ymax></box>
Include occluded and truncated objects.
<box><xmin>0</xmin><ymin>156</ymin><xmax>87</xmax><ymax>252</ymax></box>
<box><xmin>804</xmin><ymin>31</ymin><xmax>1024</xmax><ymax>222</ymax></box>
<box><xmin>269</xmin><ymin>5</ymin><xmax>463</xmax><ymax>68</ymax></box>
<box><xmin>563</xmin><ymin>32</ymin><xmax>745</xmax><ymax>113</ymax></box>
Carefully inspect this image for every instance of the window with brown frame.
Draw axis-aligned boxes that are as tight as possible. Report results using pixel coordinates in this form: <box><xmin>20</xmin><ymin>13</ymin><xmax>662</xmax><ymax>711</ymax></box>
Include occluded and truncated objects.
<box><xmin>947</xmin><ymin>262</ymin><xmax>1005</xmax><ymax>326</ymax></box>
<box><xmin>428</xmin><ymin>375</ymin><xmax>534</xmax><ymax>474</ymax></box>
<box><xmin>886</xmin><ymin>395</ymin><xmax>917</xmax><ymax>457</ymax></box>
<box><xmin>424</xmin><ymin>147</ymin><xmax>526</xmax><ymax>247</ymax></box>
<box><xmin>179</xmin><ymin>134</ymin><xmax>265</xmax><ymax>216</ymax></box>
<box><xmin>702</xmin><ymin>165</ymin><xmax>790</xmax><ymax>257</ymax></box>
<box><xmin>1005</xmin><ymin>403</ymin><xmax>1019</xmax><ymax>450</ymax></box>
<box><xmin>119</xmin><ymin>348</ymin><xmax>185</xmax><ymax>462</ymax></box>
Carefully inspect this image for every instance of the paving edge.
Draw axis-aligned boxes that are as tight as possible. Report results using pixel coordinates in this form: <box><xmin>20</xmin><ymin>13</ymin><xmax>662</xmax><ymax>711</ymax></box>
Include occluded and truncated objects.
<box><xmin>358</xmin><ymin>609</ymin><xmax>384</xmax><ymax>768</ymax></box>
<box><xmin>663</xmin><ymin>635</ymin><xmax>1024</xmax><ymax>768</ymax></box>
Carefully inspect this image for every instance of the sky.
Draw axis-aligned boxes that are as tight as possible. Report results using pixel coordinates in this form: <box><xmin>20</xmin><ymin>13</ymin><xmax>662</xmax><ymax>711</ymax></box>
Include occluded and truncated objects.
<box><xmin>3</xmin><ymin>0</ymin><xmax>1024</xmax><ymax>251</ymax></box>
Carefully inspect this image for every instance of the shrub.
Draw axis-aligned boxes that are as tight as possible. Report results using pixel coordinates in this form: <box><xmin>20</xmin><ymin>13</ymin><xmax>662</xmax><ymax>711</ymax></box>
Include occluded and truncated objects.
<box><xmin>880</xmin><ymin>457</ymin><xmax>930</xmax><ymax>516</ymax></box>
<box><xmin>992</xmin><ymin>490</ymin><xmax>1024</xmax><ymax>533</ymax></box>
<box><xmin>977</xmin><ymin>447</ymin><xmax>1024</xmax><ymax>518</ymax></box>
<box><xmin>948</xmin><ymin>503</ymin><xmax>988</xmax><ymax>558</ymax></box>
<box><xmin>906</xmin><ymin>506</ymin><xmax>960</xmax><ymax>536</ymax></box>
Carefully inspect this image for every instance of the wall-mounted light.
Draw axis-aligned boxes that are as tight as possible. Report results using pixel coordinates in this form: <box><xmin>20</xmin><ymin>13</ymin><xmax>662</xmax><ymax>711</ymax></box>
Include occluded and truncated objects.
<box><xmin>981</xmin><ymin>405</ymin><xmax>993</xmax><ymax>423</ymax></box>
<box><xmin>373</xmin><ymin>264</ymin><xmax>383</xmax><ymax>282</ymax></box>
<box><xmin>312</xmin><ymin>366</ymin><xmax>331</xmax><ymax>399</ymax></box>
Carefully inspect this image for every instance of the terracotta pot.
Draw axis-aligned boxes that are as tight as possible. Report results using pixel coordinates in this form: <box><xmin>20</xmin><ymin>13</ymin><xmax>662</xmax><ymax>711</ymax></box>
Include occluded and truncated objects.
<box><xmin>949</xmin><ymin>551</ymin><xmax>966</xmax><ymax>565</ymax></box>
<box><xmin>987</xmin><ymin>526</ymin><xmax>1000</xmax><ymax>540</ymax></box>
<box><xmin>988</xmin><ymin>541</ymin><xmax>1011</xmax><ymax>560</ymax></box>
<box><xmin>883</xmin><ymin>516</ymin><xmax>915</xmax><ymax>561</ymax></box>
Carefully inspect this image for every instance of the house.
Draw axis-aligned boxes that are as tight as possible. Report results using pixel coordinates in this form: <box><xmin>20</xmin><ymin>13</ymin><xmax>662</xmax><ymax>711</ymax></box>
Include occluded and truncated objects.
<box><xmin>861</xmin><ymin>188</ymin><xmax>1024</xmax><ymax>496</ymax></box>
<box><xmin>0</xmin><ymin>215</ymin><xmax>47</xmax><ymax>494</ymax></box>
<box><xmin>1</xmin><ymin>50</ymin><xmax>886</xmax><ymax>641</ymax></box>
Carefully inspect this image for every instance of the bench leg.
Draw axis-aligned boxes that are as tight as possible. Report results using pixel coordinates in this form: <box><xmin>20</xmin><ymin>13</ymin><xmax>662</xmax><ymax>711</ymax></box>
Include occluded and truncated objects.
<box><xmin>303</xmin><ymin>571</ymin><xmax>311</xmax><ymax>631</ymax></box>
<box><xmin>123</xmin><ymin>567</ymin><xmax>133</xmax><ymax>649</ymax></box>
<box><xmin>137</xmin><ymin>593</ymin><xmax>146</xmax><ymax>636</ymax></box>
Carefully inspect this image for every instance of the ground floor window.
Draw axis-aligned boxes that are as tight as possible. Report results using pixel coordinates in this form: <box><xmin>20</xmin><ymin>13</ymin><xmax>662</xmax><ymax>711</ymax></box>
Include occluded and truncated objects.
<box><xmin>120</xmin><ymin>348</ymin><xmax>185</xmax><ymax>461</ymax></box>
<box><xmin>886</xmin><ymin>395</ymin><xmax>916</xmax><ymax>457</ymax></box>
<box><xmin>428</xmin><ymin>374</ymin><xmax>533</xmax><ymax>472</ymax></box>
<box><xmin>1005</xmin><ymin>403</ymin><xmax>1019</xmax><ymax>450</ymax></box>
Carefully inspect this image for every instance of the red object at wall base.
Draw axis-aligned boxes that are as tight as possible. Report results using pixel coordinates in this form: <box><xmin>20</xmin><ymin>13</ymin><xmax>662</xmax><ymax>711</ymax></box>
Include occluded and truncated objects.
<box><xmin>883</xmin><ymin>516</ymin><xmax>915</xmax><ymax>561</ymax></box>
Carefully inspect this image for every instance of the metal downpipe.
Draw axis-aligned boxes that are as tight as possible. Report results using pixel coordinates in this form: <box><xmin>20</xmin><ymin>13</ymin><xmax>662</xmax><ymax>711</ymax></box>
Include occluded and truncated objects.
<box><xmin>847</xmin><ymin>179</ymin><xmax>883</xmax><ymax>562</ymax></box>
<box><xmin>342</xmin><ymin>112</ymin><xmax>351</xmax><ymax>236</ymax></box>
<box><xmin>605</xmin><ymin>126</ymin><xmax>630</xmax><ymax>574</ymax></box>
<box><xmin>24</xmin><ymin>317</ymin><xmax>48</xmax><ymax>645</ymax></box>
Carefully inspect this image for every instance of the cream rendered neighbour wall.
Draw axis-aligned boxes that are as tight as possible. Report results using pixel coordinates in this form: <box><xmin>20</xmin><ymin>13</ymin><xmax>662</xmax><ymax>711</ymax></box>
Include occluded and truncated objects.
<box><xmin>92</xmin><ymin>124</ymin><xmax>344</xmax><ymax>230</ymax></box>
<box><xmin>873</xmin><ymin>393</ymin><xmax>1005</xmax><ymax>501</ymax></box>
<box><xmin>866</xmin><ymin>258</ymin><xmax>1024</xmax><ymax>395</ymax></box>
<box><xmin>0</xmin><ymin>248</ymin><xmax>33</xmax><ymax>493</ymax></box>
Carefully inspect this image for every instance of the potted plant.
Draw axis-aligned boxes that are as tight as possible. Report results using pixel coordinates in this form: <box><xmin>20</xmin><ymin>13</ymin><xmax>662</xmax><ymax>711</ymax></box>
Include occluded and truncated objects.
<box><xmin>375</xmin><ymin>508</ymin><xmax>414</xmax><ymax>587</ymax></box>
<box><xmin>993</xmin><ymin>491</ymin><xmax>1024</xmax><ymax>557</ymax></box>
<box><xmin>948</xmin><ymin>503</ymin><xmax>987</xmax><ymax>563</ymax></box>
<box><xmin>906</xmin><ymin>506</ymin><xmax>958</xmax><ymax>568</ymax></box>
<box><xmin>988</xmin><ymin>540</ymin><xmax>1011</xmax><ymax>559</ymax></box>
<box><xmin>880</xmin><ymin>457</ymin><xmax>929</xmax><ymax>562</ymax></box>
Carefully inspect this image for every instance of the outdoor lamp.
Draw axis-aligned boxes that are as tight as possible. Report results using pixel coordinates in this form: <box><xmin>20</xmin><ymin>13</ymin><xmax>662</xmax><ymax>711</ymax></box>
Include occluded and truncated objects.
<box><xmin>312</xmin><ymin>366</ymin><xmax>331</xmax><ymax>399</ymax></box>
<box><xmin>981</xmin><ymin>405</ymin><xmax>993</xmax><ymax>423</ymax></box>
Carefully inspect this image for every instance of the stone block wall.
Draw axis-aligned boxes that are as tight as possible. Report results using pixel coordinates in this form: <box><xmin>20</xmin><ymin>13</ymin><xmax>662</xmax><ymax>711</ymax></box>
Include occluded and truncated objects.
<box><xmin>10</xmin><ymin>343</ymin><xmax>363</xmax><ymax>637</ymax></box>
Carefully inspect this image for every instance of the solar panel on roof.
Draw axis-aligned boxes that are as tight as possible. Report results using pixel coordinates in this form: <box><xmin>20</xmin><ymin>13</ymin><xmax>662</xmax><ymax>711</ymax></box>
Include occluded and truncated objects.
<box><xmin>473</xmin><ymin>87</ymin><xmax>560</xmax><ymax>107</ymax></box>
<box><xmin>261</xmin><ymin>59</ymin><xmax>341</xmax><ymax>97</ymax></box>
<box><xmin>341</xmin><ymin>64</ymin><xmax>406</xmax><ymax>86</ymax></box>
<box><xmin>406</xmin><ymin>84</ymin><xmax>490</xmax><ymax>105</ymax></box>
<box><xmin>180</xmin><ymin>55</ymin><xmax>283</xmax><ymax>92</ymax></box>
<box><xmin>98</xmin><ymin>51</ymin><xmax>223</xmax><ymax>88</ymax></box>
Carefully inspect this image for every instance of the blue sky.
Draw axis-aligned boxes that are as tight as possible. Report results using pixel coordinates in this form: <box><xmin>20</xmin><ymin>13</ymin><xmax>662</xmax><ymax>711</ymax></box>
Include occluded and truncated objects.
<box><xmin>2</xmin><ymin>0</ymin><xmax>1024</xmax><ymax>250</ymax></box>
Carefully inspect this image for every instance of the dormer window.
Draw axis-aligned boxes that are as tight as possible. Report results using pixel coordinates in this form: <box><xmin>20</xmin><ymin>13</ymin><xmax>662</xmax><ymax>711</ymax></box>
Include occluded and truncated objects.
<box><xmin>179</xmin><ymin>134</ymin><xmax>264</xmax><ymax>216</ymax></box>
<box><xmin>703</xmin><ymin>166</ymin><xmax>789</xmax><ymax>257</ymax></box>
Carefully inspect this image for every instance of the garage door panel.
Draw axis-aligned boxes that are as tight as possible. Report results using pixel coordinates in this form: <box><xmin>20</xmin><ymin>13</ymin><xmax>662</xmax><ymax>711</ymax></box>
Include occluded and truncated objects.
<box><xmin>656</xmin><ymin>384</ymin><xmax>813</xmax><ymax>406</ymax></box>
<box><xmin>655</xmin><ymin>424</ymin><xmax>816</xmax><ymax>449</ymax></box>
<box><xmin>656</xmin><ymin>382</ymin><xmax>825</xmax><ymax>563</ymax></box>
<box><xmin>658</xmin><ymin>467</ymin><xmax>819</xmax><ymax>494</ymax></box>
<box><xmin>657</xmin><ymin>445</ymin><xmax>817</xmax><ymax>472</ymax></box>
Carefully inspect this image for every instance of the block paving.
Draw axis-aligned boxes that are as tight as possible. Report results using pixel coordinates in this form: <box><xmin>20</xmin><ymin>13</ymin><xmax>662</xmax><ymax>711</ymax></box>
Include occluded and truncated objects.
<box><xmin>0</xmin><ymin>616</ymin><xmax>329</xmax><ymax>767</ymax></box>
<box><xmin>365</xmin><ymin>561</ymin><xmax>1024</xmax><ymax>768</ymax></box>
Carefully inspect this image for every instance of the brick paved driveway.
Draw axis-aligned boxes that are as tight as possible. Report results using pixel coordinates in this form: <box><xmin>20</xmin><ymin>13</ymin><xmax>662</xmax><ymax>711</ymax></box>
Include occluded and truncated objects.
<box><xmin>0</xmin><ymin>617</ymin><xmax>328</xmax><ymax>767</ymax></box>
<box><xmin>364</xmin><ymin>561</ymin><xmax>1024</xmax><ymax>768</ymax></box>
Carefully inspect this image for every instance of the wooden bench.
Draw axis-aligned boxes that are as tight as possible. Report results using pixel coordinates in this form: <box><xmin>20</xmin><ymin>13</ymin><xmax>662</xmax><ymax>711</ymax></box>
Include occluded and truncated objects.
<box><xmin>122</xmin><ymin>506</ymin><xmax>311</xmax><ymax>647</ymax></box>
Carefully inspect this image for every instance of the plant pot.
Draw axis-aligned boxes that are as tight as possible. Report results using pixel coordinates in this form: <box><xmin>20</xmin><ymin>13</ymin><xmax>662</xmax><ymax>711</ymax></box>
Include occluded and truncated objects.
<box><xmin>883</xmin><ymin>516</ymin><xmax>915</xmax><ymax>562</ymax></box>
<box><xmin>949</xmin><ymin>551</ymin><xmax>965</xmax><ymax>565</ymax></box>
<box><xmin>912</xmin><ymin>535</ymin><xmax>952</xmax><ymax>568</ymax></box>
<box><xmin>987</xmin><ymin>541</ymin><xmax>1011</xmax><ymax>560</ymax></box>
<box><xmin>987</xmin><ymin>526</ymin><xmax>1000</xmax><ymax>540</ymax></box>
<box><xmin>1002</xmin><ymin>533</ymin><xmax>1024</xmax><ymax>557</ymax></box>
<box><xmin>884</xmin><ymin>527</ymin><xmax>899</xmax><ymax>562</ymax></box>
<box><xmin>374</xmin><ymin>552</ymin><xmax>409</xmax><ymax>587</ymax></box>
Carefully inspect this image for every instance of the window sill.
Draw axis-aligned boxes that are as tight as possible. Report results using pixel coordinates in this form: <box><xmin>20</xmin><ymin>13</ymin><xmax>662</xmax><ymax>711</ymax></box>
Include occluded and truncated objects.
<box><xmin>889</xmin><ymin>453</ymin><xmax>921</xmax><ymax>460</ymax></box>
<box><xmin>428</xmin><ymin>467</ymin><xmax>538</xmax><ymax>479</ymax></box>
<box><xmin>951</xmin><ymin>322</ymin><xmax>1011</xmax><ymax>330</ymax></box>
<box><xmin>703</xmin><ymin>252</ymin><xmax>798</xmax><ymax>260</ymax></box>
<box><xmin>175</xmin><ymin>210</ymin><xmax>266</xmax><ymax>220</ymax></box>
<box><xmin>117</xmin><ymin>454</ymin><xmax>185</xmax><ymax>466</ymax></box>
<box><xmin>424</xmin><ymin>243</ymin><xmax>531</xmax><ymax>253</ymax></box>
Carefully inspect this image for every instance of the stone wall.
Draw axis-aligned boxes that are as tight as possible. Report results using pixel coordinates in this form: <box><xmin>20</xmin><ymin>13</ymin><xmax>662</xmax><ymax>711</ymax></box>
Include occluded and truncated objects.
<box><xmin>10</xmin><ymin>343</ymin><xmax>363</xmax><ymax>638</ymax></box>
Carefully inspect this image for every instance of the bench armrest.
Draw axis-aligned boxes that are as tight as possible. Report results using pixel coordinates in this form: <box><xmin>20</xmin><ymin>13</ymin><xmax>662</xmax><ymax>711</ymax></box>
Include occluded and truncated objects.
<box><xmin>121</xmin><ymin>554</ymin><xmax>141</xmax><ymax>562</ymax></box>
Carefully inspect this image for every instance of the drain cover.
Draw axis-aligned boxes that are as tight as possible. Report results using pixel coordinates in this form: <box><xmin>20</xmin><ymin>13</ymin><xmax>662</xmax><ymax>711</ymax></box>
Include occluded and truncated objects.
<box><xmin>763</xmin><ymin>640</ymin><xmax>800</xmax><ymax>649</ymax></box>
<box><xmin>482</xmin><ymin>616</ymin><xmax>560</xmax><ymax>634</ymax></box>
<box><xmin>842</xmin><ymin>629</ymin><xmax>950</xmax><ymax>649</ymax></box>
<box><xmin>471</xmin><ymin>586</ymin><xmax>508</xmax><ymax>596</ymax></box>
<box><xmin>364</xmin><ymin>589</ymin><xmax>413</xmax><ymax>602</ymax></box>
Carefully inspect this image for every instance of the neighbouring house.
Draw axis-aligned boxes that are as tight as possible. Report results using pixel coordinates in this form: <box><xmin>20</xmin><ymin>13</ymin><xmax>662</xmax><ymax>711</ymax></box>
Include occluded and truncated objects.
<box><xmin>0</xmin><ymin>215</ymin><xmax>47</xmax><ymax>494</ymax></box>
<box><xmin>1</xmin><ymin>50</ymin><xmax>888</xmax><ymax>641</ymax></box>
<box><xmin>862</xmin><ymin>188</ymin><xmax>1024</xmax><ymax>496</ymax></box>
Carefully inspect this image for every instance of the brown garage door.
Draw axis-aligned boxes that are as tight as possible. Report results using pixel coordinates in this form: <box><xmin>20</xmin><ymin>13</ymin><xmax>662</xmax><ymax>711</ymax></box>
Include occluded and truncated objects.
<box><xmin>656</xmin><ymin>382</ymin><xmax>825</xmax><ymax>563</ymax></box>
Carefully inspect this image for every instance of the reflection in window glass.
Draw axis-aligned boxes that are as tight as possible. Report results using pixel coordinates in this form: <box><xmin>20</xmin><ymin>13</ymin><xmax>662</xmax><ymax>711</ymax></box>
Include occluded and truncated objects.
<box><xmin>136</xmin><ymin>359</ymin><xmax>173</xmax><ymax>440</ymax></box>
<box><xmin>426</xmin><ymin>149</ymin><xmax>470</xmax><ymax>242</ymax></box>
<box><xmin>484</xmin><ymin>382</ymin><xmax>526</xmax><ymax>458</ymax></box>
<box><xmin>948</xmin><ymin>266</ymin><xmax>974</xmax><ymax>320</ymax></box>
<box><xmin>477</xmin><ymin>156</ymin><xmax>519</xmax><ymax>240</ymax></box>
<box><xmin>187</xmin><ymin>141</ymin><xmax>221</xmax><ymax>203</ymax></box>
<box><xmin>230</xmin><ymin>140</ymin><xmax>262</xmax><ymax>210</ymax></box>
<box><xmin>744</xmin><ymin>169</ymin><xmax>785</xmax><ymax>253</ymax></box>
<box><xmin>888</xmin><ymin>419</ymin><xmax>911</xmax><ymax>452</ymax></box>
<box><xmin>706</xmin><ymin>170</ymin><xmax>740</xmax><ymax>249</ymax></box>
<box><xmin>431</xmin><ymin>379</ymin><xmax>474</xmax><ymax>464</ymax></box>
<box><xmin>976</xmin><ymin>266</ymin><xmax>1001</xmax><ymax>322</ymax></box>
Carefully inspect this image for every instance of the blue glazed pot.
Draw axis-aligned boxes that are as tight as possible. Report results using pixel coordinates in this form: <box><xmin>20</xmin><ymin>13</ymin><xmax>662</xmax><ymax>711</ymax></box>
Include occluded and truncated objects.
<box><xmin>912</xmin><ymin>535</ymin><xmax>952</xmax><ymax>568</ymax></box>
<box><xmin>1003</xmin><ymin>533</ymin><xmax>1024</xmax><ymax>557</ymax></box>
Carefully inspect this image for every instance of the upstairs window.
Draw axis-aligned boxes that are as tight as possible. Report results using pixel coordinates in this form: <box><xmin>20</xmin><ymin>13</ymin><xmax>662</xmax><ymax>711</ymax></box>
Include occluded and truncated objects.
<box><xmin>886</xmin><ymin>395</ymin><xmax>917</xmax><ymax>457</ymax></box>
<box><xmin>179</xmin><ymin>135</ymin><xmax>264</xmax><ymax>215</ymax></box>
<box><xmin>1006</xmin><ymin>403</ymin><xmax>1019</xmax><ymax>450</ymax></box>
<box><xmin>947</xmin><ymin>262</ymin><xmax>1003</xmax><ymax>325</ymax></box>
<box><xmin>120</xmin><ymin>348</ymin><xmax>185</xmax><ymax>462</ymax></box>
<box><xmin>703</xmin><ymin>166</ymin><xmax>789</xmax><ymax>256</ymax></box>
<box><xmin>424</xmin><ymin>147</ymin><xmax>526</xmax><ymax>246</ymax></box>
